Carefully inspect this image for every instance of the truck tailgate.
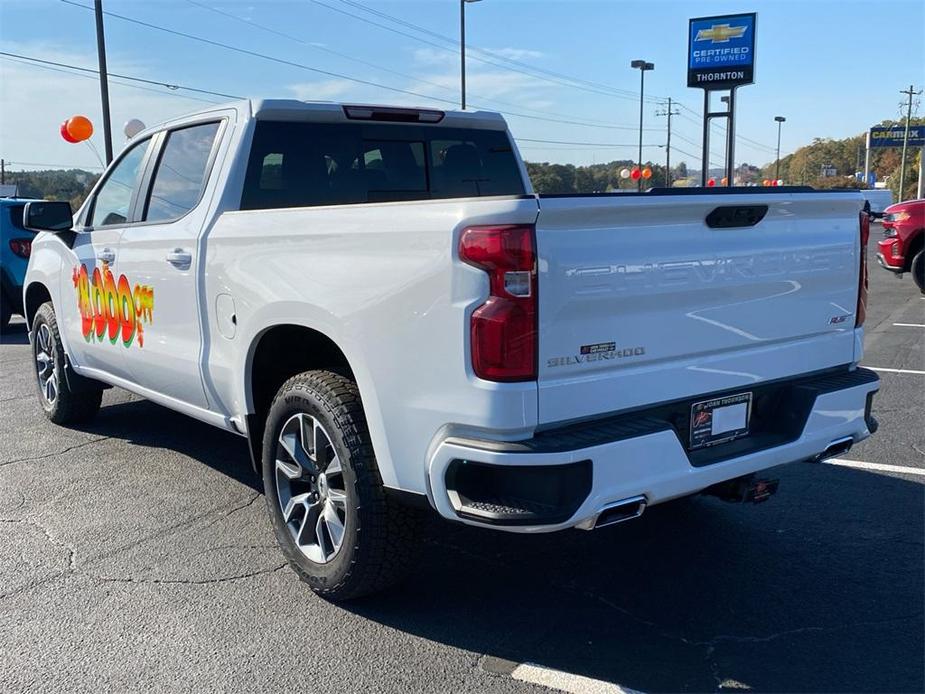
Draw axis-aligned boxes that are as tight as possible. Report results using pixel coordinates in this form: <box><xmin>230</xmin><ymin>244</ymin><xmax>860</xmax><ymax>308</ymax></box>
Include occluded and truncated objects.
<box><xmin>535</xmin><ymin>191</ymin><xmax>864</xmax><ymax>425</ymax></box>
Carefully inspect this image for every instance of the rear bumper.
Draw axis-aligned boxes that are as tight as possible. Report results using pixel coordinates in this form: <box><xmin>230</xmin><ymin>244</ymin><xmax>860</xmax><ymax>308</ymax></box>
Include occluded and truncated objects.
<box><xmin>427</xmin><ymin>367</ymin><xmax>880</xmax><ymax>532</ymax></box>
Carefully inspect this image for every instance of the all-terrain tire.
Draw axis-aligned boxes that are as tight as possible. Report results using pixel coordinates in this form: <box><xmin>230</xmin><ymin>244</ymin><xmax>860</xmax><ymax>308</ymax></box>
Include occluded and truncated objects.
<box><xmin>262</xmin><ymin>370</ymin><xmax>419</xmax><ymax>601</ymax></box>
<box><xmin>32</xmin><ymin>302</ymin><xmax>103</xmax><ymax>425</ymax></box>
<box><xmin>911</xmin><ymin>249</ymin><xmax>924</xmax><ymax>294</ymax></box>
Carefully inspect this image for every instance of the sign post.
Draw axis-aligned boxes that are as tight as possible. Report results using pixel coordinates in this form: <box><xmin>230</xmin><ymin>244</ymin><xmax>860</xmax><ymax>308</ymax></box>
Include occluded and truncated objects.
<box><xmin>687</xmin><ymin>13</ymin><xmax>756</xmax><ymax>186</ymax></box>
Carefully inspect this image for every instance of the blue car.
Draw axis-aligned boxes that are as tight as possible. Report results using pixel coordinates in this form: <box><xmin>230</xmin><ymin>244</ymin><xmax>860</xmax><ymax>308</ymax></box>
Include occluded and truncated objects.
<box><xmin>1</xmin><ymin>197</ymin><xmax>43</xmax><ymax>330</ymax></box>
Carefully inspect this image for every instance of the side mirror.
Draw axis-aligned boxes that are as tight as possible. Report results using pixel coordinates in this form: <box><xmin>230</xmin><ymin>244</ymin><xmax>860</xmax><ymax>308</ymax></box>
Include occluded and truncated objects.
<box><xmin>23</xmin><ymin>201</ymin><xmax>73</xmax><ymax>233</ymax></box>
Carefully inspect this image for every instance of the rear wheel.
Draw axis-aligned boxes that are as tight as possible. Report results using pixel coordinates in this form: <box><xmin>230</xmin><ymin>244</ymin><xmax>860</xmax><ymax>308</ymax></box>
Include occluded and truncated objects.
<box><xmin>262</xmin><ymin>370</ymin><xmax>419</xmax><ymax>601</ymax></box>
<box><xmin>911</xmin><ymin>249</ymin><xmax>924</xmax><ymax>294</ymax></box>
<box><xmin>32</xmin><ymin>302</ymin><xmax>102</xmax><ymax>425</ymax></box>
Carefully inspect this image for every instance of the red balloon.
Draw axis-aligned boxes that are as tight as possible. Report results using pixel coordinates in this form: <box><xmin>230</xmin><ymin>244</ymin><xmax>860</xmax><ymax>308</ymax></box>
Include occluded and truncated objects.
<box><xmin>630</xmin><ymin>167</ymin><xmax>641</xmax><ymax>180</ymax></box>
<box><xmin>60</xmin><ymin>122</ymin><xmax>78</xmax><ymax>143</ymax></box>
<box><xmin>707</xmin><ymin>178</ymin><xmax>716</xmax><ymax>187</ymax></box>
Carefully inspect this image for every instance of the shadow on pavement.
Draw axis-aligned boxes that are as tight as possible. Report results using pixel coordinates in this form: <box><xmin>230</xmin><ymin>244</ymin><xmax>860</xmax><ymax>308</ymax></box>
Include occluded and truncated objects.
<box><xmin>347</xmin><ymin>467</ymin><xmax>924</xmax><ymax>693</ymax></box>
<box><xmin>0</xmin><ymin>321</ymin><xmax>29</xmax><ymax>345</ymax></box>
<box><xmin>76</xmin><ymin>397</ymin><xmax>261</xmax><ymax>492</ymax></box>
<box><xmin>65</xmin><ymin>397</ymin><xmax>925</xmax><ymax>692</ymax></box>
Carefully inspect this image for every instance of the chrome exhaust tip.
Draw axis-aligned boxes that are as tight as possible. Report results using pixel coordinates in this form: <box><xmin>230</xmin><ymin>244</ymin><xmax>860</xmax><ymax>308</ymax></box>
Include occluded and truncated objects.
<box><xmin>579</xmin><ymin>495</ymin><xmax>647</xmax><ymax>530</ymax></box>
<box><xmin>812</xmin><ymin>436</ymin><xmax>854</xmax><ymax>462</ymax></box>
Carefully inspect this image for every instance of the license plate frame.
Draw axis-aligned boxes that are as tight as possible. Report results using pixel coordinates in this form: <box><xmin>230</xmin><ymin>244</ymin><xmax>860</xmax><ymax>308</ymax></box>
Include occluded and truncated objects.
<box><xmin>689</xmin><ymin>392</ymin><xmax>753</xmax><ymax>450</ymax></box>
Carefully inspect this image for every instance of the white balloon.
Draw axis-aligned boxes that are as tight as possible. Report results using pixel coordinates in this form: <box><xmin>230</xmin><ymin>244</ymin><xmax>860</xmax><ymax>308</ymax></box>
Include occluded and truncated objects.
<box><xmin>776</xmin><ymin>179</ymin><xmax>784</xmax><ymax>187</ymax></box>
<box><xmin>619</xmin><ymin>168</ymin><xmax>631</xmax><ymax>179</ymax></box>
<box><xmin>124</xmin><ymin>118</ymin><xmax>146</xmax><ymax>139</ymax></box>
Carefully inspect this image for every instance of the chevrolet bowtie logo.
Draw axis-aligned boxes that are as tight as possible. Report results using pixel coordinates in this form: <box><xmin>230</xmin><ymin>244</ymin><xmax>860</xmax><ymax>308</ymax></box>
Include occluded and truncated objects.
<box><xmin>695</xmin><ymin>23</ymin><xmax>747</xmax><ymax>43</ymax></box>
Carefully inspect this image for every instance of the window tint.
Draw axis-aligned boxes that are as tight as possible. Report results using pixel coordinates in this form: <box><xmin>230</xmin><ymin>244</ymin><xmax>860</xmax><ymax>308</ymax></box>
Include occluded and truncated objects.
<box><xmin>89</xmin><ymin>138</ymin><xmax>150</xmax><ymax>227</ymax></box>
<box><xmin>144</xmin><ymin>122</ymin><xmax>220</xmax><ymax>222</ymax></box>
<box><xmin>8</xmin><ymin>205</ymin><xmax>26</xmax><ymax>231</ymax></box>
<box><xmin>241</xmin><ymin>121</ymin><xmax>524</xmax><ymax>211</ymax></box>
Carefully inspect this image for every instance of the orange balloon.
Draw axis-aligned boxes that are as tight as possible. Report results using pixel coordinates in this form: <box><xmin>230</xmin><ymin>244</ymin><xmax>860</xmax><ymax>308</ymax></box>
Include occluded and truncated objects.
<box><xmin>762</xmin><ymin>179</ymin><xmax>770</xmax><ymax>186</ymax></box>
<box><xmin>642</xmin><ymin>167</ymin><xmax>652</xmax><ymax>179</ymax></box>
<box><xmin>66</xmin><ymin>115</ymin><xmax>93</xmax><ymax>142</ymax></box>
<box><xmin>721</xmin><ymin>177</ymin><xmax>728</xmax><ymax>185</ymax></box>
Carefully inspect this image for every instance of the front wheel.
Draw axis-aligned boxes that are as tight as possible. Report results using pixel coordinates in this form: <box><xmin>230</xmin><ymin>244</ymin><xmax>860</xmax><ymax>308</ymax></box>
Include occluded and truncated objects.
<box><xmin>262</xmin><ymin>370</ymin><xmax>419</xmax><ymax>601</ymax></box>
<box><xmin>911</xmin><ymin>249</ymin><xmax>924</xmax><ymax>294</ymax></box>
<box><xmin>32</xmin><ymin>302</ymin><xmax>103</xmax><ymax>425</ymax></box>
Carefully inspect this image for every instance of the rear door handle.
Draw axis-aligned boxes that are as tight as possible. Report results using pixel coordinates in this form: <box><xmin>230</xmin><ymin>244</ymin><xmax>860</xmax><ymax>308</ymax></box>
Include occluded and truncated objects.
<box><xmin>96</xmin><ymin>248</ymin><xmax>115</xmax><ymax>264</ymax></box>
<box><xmin>165</xmin><ymin>249</ymin><xmax>192</xmax><ymax>267</ymax></box>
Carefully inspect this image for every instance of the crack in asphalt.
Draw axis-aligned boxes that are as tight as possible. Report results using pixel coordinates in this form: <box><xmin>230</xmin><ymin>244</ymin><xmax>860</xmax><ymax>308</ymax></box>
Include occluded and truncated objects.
<box><xmin>0</xmin><ymin>491</ymin><xmax>276</xmax><ymax>600</ymax></box>
<box><xmin>88</xmin><ymin>563</ymin><xmax>289</xmax><ymax>586</ymax></box>
<box><xmin>0</xmin><ymin>436</ymin><xmax>111</xmax><ymax>467</ymax></box>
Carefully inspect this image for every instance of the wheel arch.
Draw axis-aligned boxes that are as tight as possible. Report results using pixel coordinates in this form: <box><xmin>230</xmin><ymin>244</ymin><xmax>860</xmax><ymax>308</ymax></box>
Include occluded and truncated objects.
<box><xmin>903</xmin><ymin>229</ymin><xmax>924</xmax><ymax>272</ymax></box>
<box><xmin>24</xmin><ymin>281</ymin><xmax>53</xmax><ymax>329</ymax></box>
<box><xmin>243</xmin><ymin>323</ymin><xmax>357</xmax><ymax>475</ymax></box>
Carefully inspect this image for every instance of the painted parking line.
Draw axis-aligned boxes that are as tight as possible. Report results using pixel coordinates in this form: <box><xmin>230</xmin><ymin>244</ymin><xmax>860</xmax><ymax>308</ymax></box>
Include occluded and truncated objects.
<box><xmin>512</xmin><ymin>663</ymin><xmax>641</xmax><ymax>694</ymax></box>
<box><xmin>892</xmin><ymin>323</ymin><xmax>925</xmax><ymax>328</ymax></box>
<box><xmin>866</xmin><ymin>367</ymin><xmax>925</xmax><ymax>375</ymax></box>
<box><xmin>481</xmin><ymin>656</ymin><xmax>642</xmax><ymax>694</ymax></box>
<box><xmin>825</xmin><ymin>458</ymin><xmax>925</xmax><ymax>477</ymax></box>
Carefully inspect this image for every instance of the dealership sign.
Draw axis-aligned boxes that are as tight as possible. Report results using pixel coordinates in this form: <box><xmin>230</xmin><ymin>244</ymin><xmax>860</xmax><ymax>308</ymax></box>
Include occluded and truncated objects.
<box><xmin>868</xmin><ymin>126</ymin><xmax>925</xmax><ymax>148</ymax></box>
<box><xmin>688</xmin><ymin>13</ymin><xmax>756</xmax><ymax>89</ymax></box>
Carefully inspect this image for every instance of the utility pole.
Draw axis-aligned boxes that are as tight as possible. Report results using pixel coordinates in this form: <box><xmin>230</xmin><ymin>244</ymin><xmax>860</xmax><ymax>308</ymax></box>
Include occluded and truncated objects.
<box><xmin>656</xmin><ymin>98</ymin><xmax>680</xmax><ymax>188</ymax></box>
<box><xmin>898</xmin><ymin>84</ymin><xmax>922</xmax><ymax>201</ymax></box>
<box><xmin>0</xmin><ymin>159</ymin><xmax>5</xmax><ymax>185</ymax></box>
<box><xmin>459</xmin><ymin>0</ymin><xmax>483</xmax><ymax>110</ymax></box>
<box><xmin>94</xmin><ymin>0</ymin><xmax>113</xmax><ymax>164</ymax></box>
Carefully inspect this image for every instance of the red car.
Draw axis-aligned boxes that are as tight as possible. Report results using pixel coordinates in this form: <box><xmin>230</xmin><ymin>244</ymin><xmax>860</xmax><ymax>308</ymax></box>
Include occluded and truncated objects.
<box><xmin>877</xmin><ymin>198</ymin><xmax>925</xmax><ymax>293</ymax></box>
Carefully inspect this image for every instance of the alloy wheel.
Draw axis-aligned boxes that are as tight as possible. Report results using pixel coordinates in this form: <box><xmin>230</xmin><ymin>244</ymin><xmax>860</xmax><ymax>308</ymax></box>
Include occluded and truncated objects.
<box><xmin>34</xmin><ymin>323</ymin><xmax>58</xmax><ymax>406</ymax></box>
<box><xmin>275</xmin><ymin>412</ymin><xmax>348</xmax><ymax>564</ymax></box>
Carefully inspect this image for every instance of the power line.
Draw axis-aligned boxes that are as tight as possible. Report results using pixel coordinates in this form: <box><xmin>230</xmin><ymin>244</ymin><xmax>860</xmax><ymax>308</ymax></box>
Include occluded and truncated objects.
<box><xmin>184</xmin><ymin>0</ymin><xmax>642</xmax><ymax>130</ymax></box>
<box><xmin>517</xmin><ymin>137</ymin><xmax>661</xmax><ymax>148</ymax></box>
<box><xmin>5</xmin><ymin>160</ymin><xmax>104</xmax><ymax>170</ymax></box>
<box><xmin>330</xmin><ymin>0</ymin><xmax>661</xmax><ymax>103</ymax></box>
<box><xmin>0</xmin><ymin>53</ymin><xmax>221</xmax><ymax>105</ymax></box>
<box><xmin>60</xmin><ymin>0</ymin><xmax>660</xmax><ymax>132</ymax></box>
<box><xmin>0</xmin><ymin>50</ymin><xmax>239</xmax><ymax>101</ymax></box>
<box><xmin>309</xmin><ymin>0</ymin><xmax>663</xmax><ymax>104</ymax></box>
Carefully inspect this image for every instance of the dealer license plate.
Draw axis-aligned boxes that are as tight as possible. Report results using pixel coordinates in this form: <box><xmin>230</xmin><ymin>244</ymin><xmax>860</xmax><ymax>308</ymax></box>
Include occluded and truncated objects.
<box><xmin>689</xmin><ymin>392</ymin><xmax>752</xmax><ymax>449</ymax></box>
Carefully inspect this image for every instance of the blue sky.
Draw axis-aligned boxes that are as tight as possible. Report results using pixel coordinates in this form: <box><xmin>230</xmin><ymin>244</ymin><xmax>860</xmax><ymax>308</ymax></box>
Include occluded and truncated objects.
<box><xmin>1</xmin><ymin>0</ymin><xmax>923</xmax><ymax>172</ymax></box>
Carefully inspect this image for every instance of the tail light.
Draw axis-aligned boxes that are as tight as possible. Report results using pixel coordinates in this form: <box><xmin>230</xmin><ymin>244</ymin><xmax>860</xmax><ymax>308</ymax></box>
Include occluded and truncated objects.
<box><xmin>459</xmin><ymin>224</ymin><xmax>537</xmax><ymax>382</ymax></box>
<box><xmin>856</xmin><ymin>210</ymin><xmax>870</xmax><ymax>328</ymax></box>
<box><xmin>9</xmin><ymin>239</ymin><xmax>32</xmax><ymax>259</ymax></box>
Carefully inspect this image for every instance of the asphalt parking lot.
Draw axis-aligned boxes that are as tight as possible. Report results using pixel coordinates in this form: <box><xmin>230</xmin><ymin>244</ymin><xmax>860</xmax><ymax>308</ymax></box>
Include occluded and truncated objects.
<box><xmin>1</xmin><ymin>262</ymin><xmax>922</xmax><ymax>693</ymax></box>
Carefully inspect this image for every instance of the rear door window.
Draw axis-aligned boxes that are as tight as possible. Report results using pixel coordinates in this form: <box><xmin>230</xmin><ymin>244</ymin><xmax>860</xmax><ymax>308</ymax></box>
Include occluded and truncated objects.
<box><xmin>144</xmin><ymin>121</ymin><xmax>221</xmax><ymax>222</ymax></box>
<box><xmin>241</xmin><ymin>121</ymin><xmax>524</xmax><ymax>210</ymax></box>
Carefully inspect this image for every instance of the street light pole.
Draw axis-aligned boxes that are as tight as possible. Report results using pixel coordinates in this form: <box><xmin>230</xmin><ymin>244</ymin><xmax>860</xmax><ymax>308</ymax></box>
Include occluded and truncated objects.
<box><xmin>630</xmin><ymin>60</ymin><xmax>654</xmax><ymax>191</ymax></box>
<box><xmin>774</xmin><ymin>115</ymin><xmax>786</xmax><ymax>182</ymax></box>
<box><xmin>460</xmin><ymin>0</ymin><xmax>483</xmax><ymax>110</ymax></box>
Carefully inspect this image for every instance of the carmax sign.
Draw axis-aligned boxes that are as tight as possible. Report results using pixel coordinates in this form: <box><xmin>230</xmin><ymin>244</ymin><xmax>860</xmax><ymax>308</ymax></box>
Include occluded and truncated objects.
<box><xmin>688</xmin><ymin>13</ymin><xmax>756</xmax><ymax>89</ymax></box>
<box><xmin>869</xmin><ymin>126</ymin><xmax>925</xmax><ymax>148</ymax></box>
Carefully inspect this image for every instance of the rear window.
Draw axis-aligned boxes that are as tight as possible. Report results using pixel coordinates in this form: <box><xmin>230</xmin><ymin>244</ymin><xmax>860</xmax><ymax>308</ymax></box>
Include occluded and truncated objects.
<box><xmin>240</xmin><ymin>121</ymin><xmax>525</xmax><ymax>210</ymax></box>
<box><xmin>7</xmin><ymin>205</ymin><xmax>26</xmax><ymax>231</ymax></box>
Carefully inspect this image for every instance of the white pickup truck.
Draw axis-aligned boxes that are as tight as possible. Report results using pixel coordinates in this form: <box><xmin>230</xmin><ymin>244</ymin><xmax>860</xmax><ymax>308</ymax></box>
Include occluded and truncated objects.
<box><xmin>22</xmin><ymin>100</ymin><xmax>879</xmax><ymax>599</ymax></box>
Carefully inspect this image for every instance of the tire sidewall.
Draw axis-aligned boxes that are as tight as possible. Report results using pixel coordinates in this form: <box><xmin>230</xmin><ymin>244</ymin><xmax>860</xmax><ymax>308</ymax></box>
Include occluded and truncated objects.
<box><xmin>31</xmin><ymin>305</ymin><xmax>63</xmax><ymax>418</ymax></box>
<box><xmin>912</xmin><ymin>250</ymin><xmax>925</xmax><ymax>293</ymax></box>
<box><xmin>261</xmin><ymin>382</ymin><xmax>362</xmax><ymax>592</ymax></box>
